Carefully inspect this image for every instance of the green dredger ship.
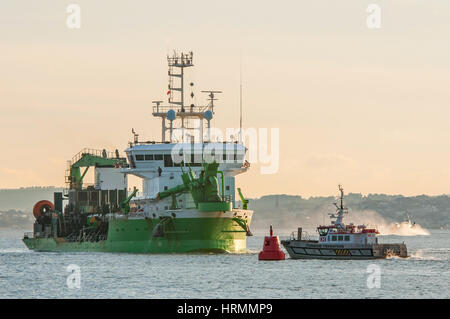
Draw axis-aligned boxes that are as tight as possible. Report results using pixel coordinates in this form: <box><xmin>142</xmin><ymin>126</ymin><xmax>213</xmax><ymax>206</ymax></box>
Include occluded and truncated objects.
<box><xmin>23</xmin><ymin>51</ymin><xmax>253</xmax><ymax>253</ymax></box>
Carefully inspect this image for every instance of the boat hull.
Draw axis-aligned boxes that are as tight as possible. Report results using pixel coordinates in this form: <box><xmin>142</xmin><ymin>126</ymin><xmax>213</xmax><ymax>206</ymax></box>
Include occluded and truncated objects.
<box><xmin>23</xmin><ymin>212</ymin><xmax>252</xmax><ymax>254</ymax></box>
<box><xmin>281</xmin><ymin>240</ymin><xmax>407</xmax><ymax>260</ymax></box>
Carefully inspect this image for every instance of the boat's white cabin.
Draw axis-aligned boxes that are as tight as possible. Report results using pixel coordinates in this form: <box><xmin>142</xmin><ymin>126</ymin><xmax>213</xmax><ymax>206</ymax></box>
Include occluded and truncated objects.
<box><xmin>121</xmin><ymin>142</ymin><xmax>249</xmax><ymax>214</ymax></box>
<box><xmin>317</xmin><ymin>225</ymin><xmax>378</xmax><ymax>245</ymax></box>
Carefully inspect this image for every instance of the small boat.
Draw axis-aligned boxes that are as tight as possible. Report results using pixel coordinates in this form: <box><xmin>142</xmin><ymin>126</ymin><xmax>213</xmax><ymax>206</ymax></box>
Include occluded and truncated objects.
<box><xmin>395</xmin><ymin>213</ymin><xmax>416</xmax><ymax>229</ymax></box>
<box><xmin>281</xmin><ymin>185</ymin><xmax>408</xmax><ymax>259</ymax></box>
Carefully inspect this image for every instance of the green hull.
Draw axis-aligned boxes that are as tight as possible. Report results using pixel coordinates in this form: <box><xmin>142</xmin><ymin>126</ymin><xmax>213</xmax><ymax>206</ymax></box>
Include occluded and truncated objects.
<box><xmin>23</xmin><ymin>216</ymin><xmax>250</xmax><ymax>254</ymax></box>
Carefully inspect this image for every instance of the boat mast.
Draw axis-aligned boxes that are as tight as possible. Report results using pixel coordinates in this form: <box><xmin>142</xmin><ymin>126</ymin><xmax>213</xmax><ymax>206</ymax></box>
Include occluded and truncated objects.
<box><xmin>167</xmin><ymin>51</ymin><xmax>193</xmax><ymax>142</ymax></box>
<box><xmin>151</xmin><ymin>51</ymin><xmax>221</xmax><ymax>144</ymax></box>
<box><xmin>332</xmin><ymin>184</ymin><xmax>346</xmax><ymax>229</ymax></box>
<box><xmin>239</xmin><ymin>55</ymin><xmax>243</xmax><ymax>144</ymax></box>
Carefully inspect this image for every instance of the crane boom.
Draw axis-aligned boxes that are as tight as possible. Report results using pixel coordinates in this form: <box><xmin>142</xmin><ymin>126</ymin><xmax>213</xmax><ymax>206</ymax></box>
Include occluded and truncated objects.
<box><xmin>120</xmin><ymin>188</ymin><xmax>138</xmax><ymax>214</ymax></box>
<box><xmin>67</xmin><ymin>149</ymin><xmax>127</xmax><ymax>190</ymax></box>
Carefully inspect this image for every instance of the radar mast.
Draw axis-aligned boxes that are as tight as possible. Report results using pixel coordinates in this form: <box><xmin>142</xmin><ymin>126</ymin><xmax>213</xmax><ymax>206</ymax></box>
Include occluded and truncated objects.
<box><xmin>152</xmin><ymin>51</ymin><xmax>221</xmax><ymax>144</ymax></box>
<box><xmin>330</xmin><ymin>184</ymin><xmax>347</xmax><ymax>229</ymax></box>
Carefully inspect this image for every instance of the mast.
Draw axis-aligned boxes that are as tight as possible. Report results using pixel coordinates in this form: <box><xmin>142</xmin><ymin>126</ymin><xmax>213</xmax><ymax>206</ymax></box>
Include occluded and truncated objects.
<box><xmin>151</xmin><ymin>51</ymin><xmax>222</xmax><ymax>144</ymax></box>
<box><xmin>239</xmin><ymin>55</ymin><xmax>243</xmax><ymax>144</ymax></box>
<box><xmin>331</xmin><ymin>184</ymin><xmax>346</xmax><ymax>229</ymax></box>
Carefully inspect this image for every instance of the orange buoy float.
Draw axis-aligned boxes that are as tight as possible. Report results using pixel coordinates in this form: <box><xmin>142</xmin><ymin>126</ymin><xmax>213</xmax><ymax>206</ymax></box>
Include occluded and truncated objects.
<box><xmin>33</xmin><ymin>200</ymin><xmax>54</xmax><ymax>219</ymax></box>
<box><xmin>258</xmin><ymin>225</ymin><xmax>285</xmax><ymax>260</ymax></box>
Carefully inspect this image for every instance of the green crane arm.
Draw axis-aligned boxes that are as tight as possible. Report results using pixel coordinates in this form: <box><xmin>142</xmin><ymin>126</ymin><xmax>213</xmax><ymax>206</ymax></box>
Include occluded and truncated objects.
<box><xmin>237</xmin><ymin>188</ymin><xmax>248</xmax><ymax>210</ymax></box>
<box><xmin>156</xmin><ymin>184</ymin><xmax>188</xmax><ymax>200</ymax></box>
<box><xmin>79</xmin><ymin>166</ymin><xmax>90</xmax><ymax>181</ymax></box>
<box><xmin>69</xmin><ymin>152</ymin><xmax>127</xmax><ymax>190</ymax></box>
<box><xmin>72</xmin><ymin>154</ymin><xmax>125</xmax><ymax>168</ymax></box>
<box><xmin>154</xmin><ymin>162</ymin><xmax>229</xmax><ymax>211</ymax></box>
<box><xmin>120</xmin><ymin>188</ymin><xmax>138</xmax><ymax>214</ymax></box>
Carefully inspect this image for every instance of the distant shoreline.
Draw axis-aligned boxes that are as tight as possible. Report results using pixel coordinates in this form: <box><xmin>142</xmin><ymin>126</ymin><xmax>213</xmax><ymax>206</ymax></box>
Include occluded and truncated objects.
<box><xmin>0</xmin><ymin>187</ymin><xmax>449</xmax><ymax>230</ymax></box>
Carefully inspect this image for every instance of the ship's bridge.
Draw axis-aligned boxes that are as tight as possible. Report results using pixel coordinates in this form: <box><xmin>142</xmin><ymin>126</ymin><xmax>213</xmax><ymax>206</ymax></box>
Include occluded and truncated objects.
<box><xmin>121</xmin><ymin>142</ymin><xmax>249</xmax><ymax>208</ymax></box>
<box><xmin>124</xmin><ymin>142</ymin><xmax>247</xmax><ymax>173</ymax></box>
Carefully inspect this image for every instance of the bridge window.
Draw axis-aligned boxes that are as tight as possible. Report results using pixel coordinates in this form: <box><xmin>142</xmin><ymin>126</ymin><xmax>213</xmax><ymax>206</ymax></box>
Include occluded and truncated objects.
<box><xmin>135</xmin><ymin>154</ymin><xmax>144</xmax><ymax>161</ymax></box>
<box><xmin>145</xmin><ymin>154</ymin><xmax>153</xmax><ymax>160</ymax></box>
<box><xmin>164</xmin><ymin>155</ymin><xmax>173</xmax><ymax>167</ymax></box>
<box><xmin>332</xmin><ymin>236</ymin><xmax>337</xmax><ymax>241</ymax></box>
<box><xmin>344</xmin><ymin>235</ymin><xmax>350</xmax><ymax>241</ymax></box>
<box><xmin>154</xmin><ymin>154</ymin><xmax>163</xmax><ymax>160</ymax></box>
<box><xmin>222</xmin><ymin>153</ymin><xmax>237</xmax><ymax>162</ymax></box>
<box><xmin>338</xmin><ymin>235</ymin><xmax>343</xmax><ymax>241</ymax></box>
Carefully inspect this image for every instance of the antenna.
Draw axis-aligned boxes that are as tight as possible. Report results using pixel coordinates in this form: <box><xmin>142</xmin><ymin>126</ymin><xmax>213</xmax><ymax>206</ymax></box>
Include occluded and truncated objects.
<box><xmin>151</xmin><ymin>52</ymin><xmax>223</xmax><ymax>144</ymax></box>
<box><xmin>338</xmin><ymin>184</ymin><xmax>344</xmax><ymax>210</ymax></box>
<box><xmin>239</xmin><ymin>53</ymin><xmax>243</xmax><ymax>144</ymax></box>
<box><xmin>131</xmin><ymin>128</ymin><xmax>139</xmax><ymax>144</ymax></box>
<box><xmin>201</xmin><ymin>90</ymin><xmax>222</xmax><ymax>113</ymax></box>
<box><xmin>152</xmin><ymin>101</ymin><xmax>163</xmax><ymax>113</ymax></box>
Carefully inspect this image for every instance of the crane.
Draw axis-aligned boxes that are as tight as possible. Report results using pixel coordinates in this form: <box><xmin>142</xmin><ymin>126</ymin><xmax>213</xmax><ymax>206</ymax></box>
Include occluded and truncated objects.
<box><xmin>66</xmin><ymin>148</ymin><xmax>127</xmax><ymax>190</ymax></box>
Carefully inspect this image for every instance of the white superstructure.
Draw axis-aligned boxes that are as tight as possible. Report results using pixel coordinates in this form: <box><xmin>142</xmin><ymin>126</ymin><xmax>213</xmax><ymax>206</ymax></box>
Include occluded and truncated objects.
<box><xmin>121</xmin><ymin>51</ymin><xmax>250</xmax><ymax>216</ymax></box>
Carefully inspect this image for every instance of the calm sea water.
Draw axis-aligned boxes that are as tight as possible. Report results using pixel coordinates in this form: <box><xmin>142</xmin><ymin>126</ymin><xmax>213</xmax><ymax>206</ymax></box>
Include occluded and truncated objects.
<box><xmin>0</xmin><ymin>229</ymin><xmax>448</xmax><ymax>299</ymax></box>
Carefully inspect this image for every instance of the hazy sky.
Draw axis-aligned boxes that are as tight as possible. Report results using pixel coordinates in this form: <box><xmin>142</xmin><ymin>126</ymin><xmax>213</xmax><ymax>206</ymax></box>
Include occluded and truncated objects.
<box><xmin>1</xmin><ymin>1</ymin><xmax>450</xmax><ymax>197</ymax></box>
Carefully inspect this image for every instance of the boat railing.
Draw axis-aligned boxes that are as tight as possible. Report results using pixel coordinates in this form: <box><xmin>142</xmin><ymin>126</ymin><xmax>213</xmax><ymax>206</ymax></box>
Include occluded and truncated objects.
<box><xmin>290</xmin><ymin>230</ymin><xmax>317</xmax><ymax>241</ymax></box>
<box><xmin>152</xmin><ymin>105</ymin><xmax>209</xmax><ymax>115</ymax></box>
<box><xmin>310</xmin><ymin>243</ymin><xmax>374</xmax><ymax>248</ymax></box>
<box><xmin>64</xmin><ymin>228</ymin><xmax>107</xmax><ymax>243</ymax></box>
<box><xmin>70</xmin><ymin>148</ymin><xmax>119</xmax><ymax>165</ymax></box>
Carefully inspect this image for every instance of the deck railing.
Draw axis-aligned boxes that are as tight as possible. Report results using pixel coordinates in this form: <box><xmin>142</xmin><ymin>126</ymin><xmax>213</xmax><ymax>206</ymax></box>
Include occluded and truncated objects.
<box><xmin>70</xmin><ymin>148</ymin><xmax>120</xmax><ymax>165</ymax></box>
<box><xmin>152</xmin><ymin>105</ymin><xmax>209</xmax><ymax>115</ymax></box>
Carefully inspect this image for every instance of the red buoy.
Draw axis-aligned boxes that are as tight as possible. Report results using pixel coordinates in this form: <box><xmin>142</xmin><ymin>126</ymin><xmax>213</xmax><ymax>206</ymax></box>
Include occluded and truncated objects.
<box><xmin>258</xmin><ymin>225</ymin><xmax>285</xmax><ymax>260</ymax></box>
